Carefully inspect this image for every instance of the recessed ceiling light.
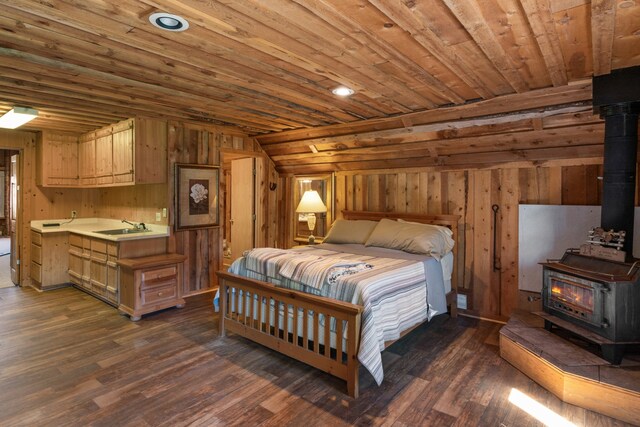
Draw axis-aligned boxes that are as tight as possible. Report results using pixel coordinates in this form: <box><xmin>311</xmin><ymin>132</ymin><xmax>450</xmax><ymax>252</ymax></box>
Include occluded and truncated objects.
<box><xmin>332</xmin><ymin>86</ymin><xmax>355</xmax><ymax>97</ymax></box>
<box><xmin>149</xmin><ymin>12</ymin><xmax>189</xmax><ymax>32</ymax></box>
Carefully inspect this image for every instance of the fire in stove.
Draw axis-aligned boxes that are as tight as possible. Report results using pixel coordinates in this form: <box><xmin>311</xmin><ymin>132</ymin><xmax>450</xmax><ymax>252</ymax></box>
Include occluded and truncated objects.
<box><xmin>549</xmin><ymin>278</ymin><xmax>594</xmax><ymax>316</ymax></box>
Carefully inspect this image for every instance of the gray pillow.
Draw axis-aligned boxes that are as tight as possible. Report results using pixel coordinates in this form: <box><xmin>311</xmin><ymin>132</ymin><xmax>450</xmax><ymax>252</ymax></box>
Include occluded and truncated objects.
<box><xmin>364</xmin><ymin>218</ymin><xmax>454</xmax><ymax>259</ymax></box>
<box><xmin>323</xmin><ymin>219</ymin><xmax>378</xmax><ymax>244</ymax></box>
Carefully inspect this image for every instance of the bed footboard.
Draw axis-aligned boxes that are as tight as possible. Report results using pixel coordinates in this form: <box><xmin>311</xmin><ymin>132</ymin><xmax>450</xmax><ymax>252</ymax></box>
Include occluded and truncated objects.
<box><xmin>217</xmin><ymin>271</ymin><xmax>363</xmax><ymax>398</ymax></box>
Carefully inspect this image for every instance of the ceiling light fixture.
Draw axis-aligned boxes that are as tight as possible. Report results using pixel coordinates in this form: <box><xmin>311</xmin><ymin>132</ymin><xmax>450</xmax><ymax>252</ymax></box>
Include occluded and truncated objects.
<box><xmin>332</xmin><ymin>86</ymin><xmax>355</xmax><ymax>97</ymax></box>
<box><xmin>149</xmin><ymin>12</ymin><xmax>190</xmax><ymax>32</ymax></box>
<box><xmin>0</xmin><ymin>107</ymin><xmax>38</xmax><ymax>129</ymax></box>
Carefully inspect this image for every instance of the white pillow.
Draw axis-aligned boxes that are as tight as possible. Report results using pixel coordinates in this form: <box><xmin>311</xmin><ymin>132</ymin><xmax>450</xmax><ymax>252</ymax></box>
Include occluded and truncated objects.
<box><xmin>365</xmin><ymin>218</ymin><xmax>454</xmax><ymax>259</ymax></box>
<box><xmin>323</xmin><ymin>219</ymin><xmax>378</xmax><ymax>244</ymax></box>
<box><xmin>397</xmin><ymin>218</ymin><xmax>453</xmax><ymax>236</ymax></box>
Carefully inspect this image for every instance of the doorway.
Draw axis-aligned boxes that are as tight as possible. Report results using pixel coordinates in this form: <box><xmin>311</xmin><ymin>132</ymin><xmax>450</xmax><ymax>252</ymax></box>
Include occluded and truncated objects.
<box><xmin>0</xmin><ymin>150</ymin><xmax>19</xmax><ymax>288</ymax></box>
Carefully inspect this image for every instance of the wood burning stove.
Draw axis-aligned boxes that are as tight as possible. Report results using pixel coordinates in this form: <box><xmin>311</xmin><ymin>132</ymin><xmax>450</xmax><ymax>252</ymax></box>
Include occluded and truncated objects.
<box><xmin>542</xmin><ymin>251</ymin><xmax>640</xmax><ymax>364</ymax></box>
<box><xmin>538</xmin><ymin>67</ymin><xmax>640</xmax><ymax>365</ymax></box>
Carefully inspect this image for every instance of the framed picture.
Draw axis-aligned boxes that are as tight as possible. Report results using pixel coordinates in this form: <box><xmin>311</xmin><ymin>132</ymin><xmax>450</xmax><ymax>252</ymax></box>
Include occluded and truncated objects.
<box><xmin>175</xmin><ymin>164</ymin><xmax>219</xmax><ymax>230</ymax></box>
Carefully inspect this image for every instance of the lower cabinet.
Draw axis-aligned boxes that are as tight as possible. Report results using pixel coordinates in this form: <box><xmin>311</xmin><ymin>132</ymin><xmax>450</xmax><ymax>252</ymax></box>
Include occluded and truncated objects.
<box><xmin>68</xmin><ymin>233</ymin><xmax>168</xmax><ymax>307</ymax></box>
<box><xmin>30</xmin><ymin>231</ymin><xmax>70</xmax><ymax>290</ymax></box>
<box><xmin>68</xmin><ymin>233</ymin><xmax>119</xmax><ymax>305</ymax></box>
<box><xmin>117</xmin><ymin>253</ymin><xmax>187</xmax><ymax>321</ymax></box>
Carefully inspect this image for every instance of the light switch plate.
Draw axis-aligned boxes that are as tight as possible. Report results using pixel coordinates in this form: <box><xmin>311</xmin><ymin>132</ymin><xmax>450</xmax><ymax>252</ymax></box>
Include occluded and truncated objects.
<box><xmin>162</xmin><ymin>207</ymin><xmax>167</xmax><ymax>218</ymax></box>
<box><xmin>156</xmin><ymin>212</ymin><xmax>161</xmax><ymax>221</ymax></box>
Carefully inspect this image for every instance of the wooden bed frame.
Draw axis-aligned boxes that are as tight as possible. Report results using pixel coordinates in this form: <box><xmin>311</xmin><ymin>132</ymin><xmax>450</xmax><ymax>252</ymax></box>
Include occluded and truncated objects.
<box><xmin>217</xmin><ymin>210</ymin><xmax>461</xmax><ymax>398</ymax></box>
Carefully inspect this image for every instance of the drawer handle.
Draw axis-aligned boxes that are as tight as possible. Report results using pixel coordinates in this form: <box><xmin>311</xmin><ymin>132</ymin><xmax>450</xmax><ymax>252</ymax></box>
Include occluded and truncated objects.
<box><xmin>158</xmin><ymin>292</ymin><xmax>163</xmax><ymax>296</ymax></box>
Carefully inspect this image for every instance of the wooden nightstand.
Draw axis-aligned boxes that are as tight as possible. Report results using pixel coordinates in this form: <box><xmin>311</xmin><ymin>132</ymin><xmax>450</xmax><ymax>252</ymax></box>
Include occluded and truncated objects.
<box><xmin>117</xmin><ymin>253</ymin><xmax>187</xmax><ymax>321</ymax></box>
<box><xmin>292</xmin><ymin>237</ymin><xmax>323</xmax><ymax>246</ymax></box>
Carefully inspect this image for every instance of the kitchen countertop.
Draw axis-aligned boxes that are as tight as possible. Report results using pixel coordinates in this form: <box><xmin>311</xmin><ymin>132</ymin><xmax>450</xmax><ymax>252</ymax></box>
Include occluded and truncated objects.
<box><xmin>31</xmin><ymin>218</ymin><xmax>170</xmax><ymax>241</ymax></box>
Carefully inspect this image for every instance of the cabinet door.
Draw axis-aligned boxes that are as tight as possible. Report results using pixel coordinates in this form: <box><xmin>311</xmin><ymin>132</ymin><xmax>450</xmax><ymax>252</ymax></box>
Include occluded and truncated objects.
<box><xmin>112</xmin><ymin>120</ymin><xmax>134</xmax><ymax>184</ymax></box>
<box><xmin>106</xmin><ymin>242</ymin><xmax>119</xmax><ymax>304</ymax></box>
<box><xmin>89</xmin><ymin>239</ymin><xmax>108</xmax><ymax>297</ymax></box>
<box><xmin>95</xmin><ymin>128</ymin><xmax>113</xmax><ymax>185</ymax></box>
<box><xmin>38</xmin><ymin>131</ymin><xmax>78</xmax><ymax>186</ymax></box>
<box><xmin>78</xmin><ymin>133</ymin><xmax>96</xmax><ymax>186</ymax></box>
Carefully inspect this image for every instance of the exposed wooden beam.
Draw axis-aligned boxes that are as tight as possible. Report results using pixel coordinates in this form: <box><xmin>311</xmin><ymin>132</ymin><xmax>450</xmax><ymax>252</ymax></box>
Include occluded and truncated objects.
<box><xmin>271</xmin><ymin>125</ymin><xmax>604</xmax><ymax>165</ymax></box>
<box><xmin>257</xmin><ymin>81</ymin><xmax>593</xmax><ymax>144</ymax></box>
<box><xmin>591</xmin><ymin>0</ymin><xmax>617</xmax><ymax>76</ymax></box>
<box><xmin>277</xmin><ymin>144</ymin><xmax>604</xmax><ymax>174</ymax></box>
<box><xmin>263</xmin><ymin>106</ymin><xmax>595</xmax><ymax>156</ymax></box>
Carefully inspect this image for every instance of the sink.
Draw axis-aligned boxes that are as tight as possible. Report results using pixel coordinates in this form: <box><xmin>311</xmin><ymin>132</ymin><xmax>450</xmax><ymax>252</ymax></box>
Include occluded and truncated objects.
<box><xmin>94</xmin><ymin>228</ymin><xmax>149</xmax><ymax>235</ymax></box>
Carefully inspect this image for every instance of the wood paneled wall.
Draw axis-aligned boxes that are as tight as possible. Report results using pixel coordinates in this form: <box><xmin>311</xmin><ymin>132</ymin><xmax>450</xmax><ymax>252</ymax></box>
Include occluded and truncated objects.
<box><xmin>96</xmin><ymin>184</ymin><xmax>168</xmax><ymax>225</ymax></box>
<box><xmin>166</xmin><ymin>122</ymin><xmax>279</xmax><ymax>296</ymax></box>
<box><xmin>278</xmin><ymin>160</ymin><xmax>615</xmax><ymax>321</ymax></box>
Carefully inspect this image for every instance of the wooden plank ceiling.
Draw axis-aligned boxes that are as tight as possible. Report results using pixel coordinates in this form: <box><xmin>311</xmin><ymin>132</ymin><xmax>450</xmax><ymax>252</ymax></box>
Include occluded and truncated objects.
<box><xmin>0</xmin><ymin>0</ymin><xmax>639</xmax><ymax>172</ymax></box>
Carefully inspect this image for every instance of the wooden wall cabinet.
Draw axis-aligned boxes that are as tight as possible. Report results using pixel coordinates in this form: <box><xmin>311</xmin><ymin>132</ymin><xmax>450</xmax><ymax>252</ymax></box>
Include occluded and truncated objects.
<box><xmin>118</xmin><ymin>254</ymin><xmax>187</xmax><ymax>321</ymax></box>
<box><xmin>112</xmin><ymin>119</ymin><xmax>134</xmax><ymax>184</ymax></box>
<box><xmin>37</xmin><ymin>118</ymin><xmax>166</xmax><ymax>188</ymax></box>
<box><xmin>78</xmin><ymin>132</ymin><xmax>97</xmax><ymax>186</ymax></box>
<box><xmin>94</xmin><ymin>127</ymin><xmax>114</xmax><ymax>186</ymax></box>
<box><xmin>36</xmin><ymin>131</ymin><xmax>79</xmax><ymax>187</ymax></box>
<box><xmin>30</xmin><ymin>231</ymin><xmax>70</xmax><ymax>290</ymax></box>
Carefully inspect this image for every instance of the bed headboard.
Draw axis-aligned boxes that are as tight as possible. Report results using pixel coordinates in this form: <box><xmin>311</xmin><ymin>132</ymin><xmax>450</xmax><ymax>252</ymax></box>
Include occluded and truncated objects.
<box><xmin>342</xmin><ymin>210</ymin><xmax>462</xmax><ymax>291</ymax></box>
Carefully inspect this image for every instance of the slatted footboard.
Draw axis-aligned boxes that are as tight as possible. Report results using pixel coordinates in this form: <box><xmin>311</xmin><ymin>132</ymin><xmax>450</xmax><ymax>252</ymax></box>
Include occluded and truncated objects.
<box><xmin>217</xmin><ymin>271</ymin><xmax>364</xmax><ymax>397</ymax></box>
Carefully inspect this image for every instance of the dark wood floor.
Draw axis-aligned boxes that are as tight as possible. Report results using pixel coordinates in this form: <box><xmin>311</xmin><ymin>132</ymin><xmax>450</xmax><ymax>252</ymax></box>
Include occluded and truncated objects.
<box><xmin>0</xmin><ymin>286</ymin><xmax>634</xmax><ymax>427</ymax></box>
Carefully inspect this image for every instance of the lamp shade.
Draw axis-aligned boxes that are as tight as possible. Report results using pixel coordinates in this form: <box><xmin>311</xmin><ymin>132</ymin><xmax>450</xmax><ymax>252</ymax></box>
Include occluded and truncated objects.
<box><xmin>296</xmin><ymin>190</ymin><xmax>327</xmax><ymax>213</ymax></box>
<box><xmin>0</xmin><ymin>107</ymin><xmax>38</xmax><ymax>129</ymax></box>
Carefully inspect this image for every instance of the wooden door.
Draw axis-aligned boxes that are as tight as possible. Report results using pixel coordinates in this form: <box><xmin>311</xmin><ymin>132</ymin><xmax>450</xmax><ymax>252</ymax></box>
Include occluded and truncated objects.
<box><xmin>230</xmin><ymin>157</ymin><xmax>255</xmax><ymax>261</ymax></box>
<box><xmin>10</xmin><ymin>154</ymin><xmax>19</xmax><ymax>284</ymax></box>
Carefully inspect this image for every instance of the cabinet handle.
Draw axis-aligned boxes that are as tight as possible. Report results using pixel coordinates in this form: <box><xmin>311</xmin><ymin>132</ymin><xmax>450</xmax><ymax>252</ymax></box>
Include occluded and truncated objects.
<box><xmin>158</xmin><ymin>292</ymin><xmax>163</xmax><ymax>296</ymax></box>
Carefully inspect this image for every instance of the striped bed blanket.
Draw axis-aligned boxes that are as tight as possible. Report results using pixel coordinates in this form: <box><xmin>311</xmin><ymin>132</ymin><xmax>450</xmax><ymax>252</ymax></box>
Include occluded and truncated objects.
<box><xmin>230</xmin><ymin>246</ymin><xmax>429</xmax><ymax>385</ymax></box>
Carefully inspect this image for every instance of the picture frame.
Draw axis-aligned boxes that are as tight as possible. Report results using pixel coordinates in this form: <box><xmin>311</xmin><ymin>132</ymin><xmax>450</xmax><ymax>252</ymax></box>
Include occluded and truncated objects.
<box><xmin>175</xmin><ymin>164</ymin><xmax>219</xmax><ymax>230</ymax></box>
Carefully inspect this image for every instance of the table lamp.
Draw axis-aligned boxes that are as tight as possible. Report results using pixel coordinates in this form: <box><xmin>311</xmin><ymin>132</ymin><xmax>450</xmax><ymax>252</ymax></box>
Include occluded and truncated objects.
<box><xmin>295</xmin><ymin>190</ymin><xmax>327</xmax><ymax>243</ymax></box>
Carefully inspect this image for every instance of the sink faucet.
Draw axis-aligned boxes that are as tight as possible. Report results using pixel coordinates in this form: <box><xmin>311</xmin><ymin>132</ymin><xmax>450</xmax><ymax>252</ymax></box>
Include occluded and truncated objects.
<box><xmin>122</xmin><ymin>219</ymin><xmax>147</xmax><ymax>230</ymax></box>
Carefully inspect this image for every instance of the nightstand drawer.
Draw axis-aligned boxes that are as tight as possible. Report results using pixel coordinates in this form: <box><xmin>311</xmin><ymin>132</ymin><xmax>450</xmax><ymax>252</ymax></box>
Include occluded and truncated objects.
<box><xmin>141</xmin><ymin>266</ymin><xmax>177</xmax><ymax>283</ymax></box>
<box><xmin>141</xmin><ymin>285</ymin><xmax>177</xmax><ymax>305</ymax></box>
<box><xmin>117</xmin><ymin>253</ymin><xmax>187</xmax><ymax>321</ymax></box>
<box><xmin>141</xmin><ymin>277</ymin><xmax>177</xmax><ymax>291</ymax></box>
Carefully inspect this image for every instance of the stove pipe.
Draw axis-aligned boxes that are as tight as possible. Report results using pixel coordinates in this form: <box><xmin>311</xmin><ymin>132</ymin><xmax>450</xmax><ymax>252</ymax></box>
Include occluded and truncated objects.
<box><xmin>599</xmin><ymin>104</ymin><xmax>639</xmax><ymax>256</ymax></box>
<box><xmin>593</xmin><ymin>66</ymin><xmax>640</xmax><ymax>258</ymax></box>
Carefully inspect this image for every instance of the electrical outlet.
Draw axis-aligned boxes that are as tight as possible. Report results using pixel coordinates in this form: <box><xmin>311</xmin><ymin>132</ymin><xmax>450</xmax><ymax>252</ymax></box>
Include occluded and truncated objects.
<box><xmin>156</xmin><ymin>212</ymin><xmax>161</xmax><ymax>221</ymax></box>
<box><xmin>162</xmin><ymin>207</ymin><xmax>167</xmax><ymax>218</ymax></box>
<box><xmin>71</xmin><ymin>210</ymin><xmax>77</xmax><ymax>218</ymax></box>
<box><xmin>457</xmin><ymin>294</ymin><xmax>467</xmax><ymax>310</ymax></box>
